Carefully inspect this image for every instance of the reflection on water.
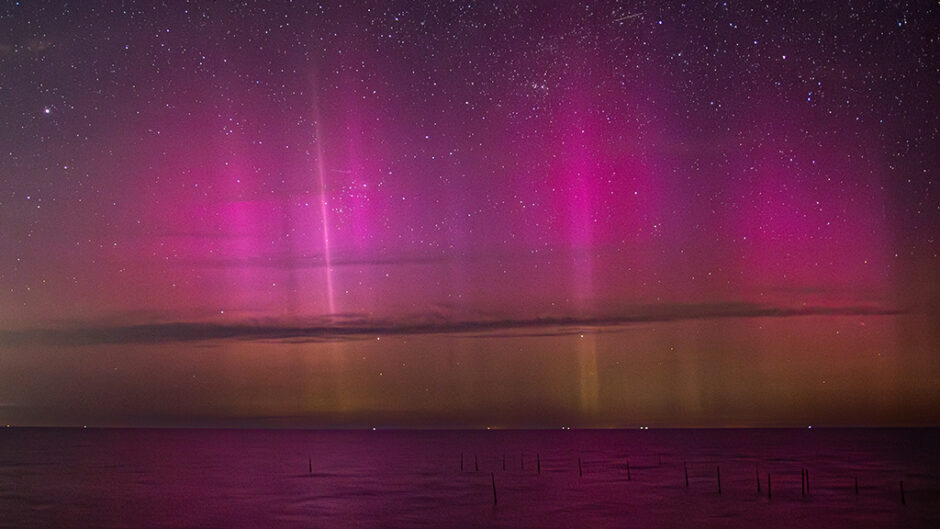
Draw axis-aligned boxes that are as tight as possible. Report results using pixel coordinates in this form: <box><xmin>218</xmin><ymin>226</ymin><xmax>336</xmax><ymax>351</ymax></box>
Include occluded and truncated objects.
<box><xmin>0</xmin><ymin>314</ymin><xmax>937</xmax><ymax>427</ymax></box>
<box><xmin>0</xmin><ymin>428</ymin><xmax>938</xmax><ymax>528</ymax></box>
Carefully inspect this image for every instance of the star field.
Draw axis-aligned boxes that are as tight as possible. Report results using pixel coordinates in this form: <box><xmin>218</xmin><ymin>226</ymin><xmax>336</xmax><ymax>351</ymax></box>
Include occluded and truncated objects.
<box><xmin>0</xmin><ymin>1</ymin><xmax>937</xmax><ymax>427</ymax></box>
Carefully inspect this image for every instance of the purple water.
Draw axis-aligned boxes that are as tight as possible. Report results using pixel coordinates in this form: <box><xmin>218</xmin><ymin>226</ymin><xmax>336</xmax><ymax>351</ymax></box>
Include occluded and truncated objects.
<box><xmin>1</xmin><ymin>428</ymin><xmax>937</xmax><ymax>528</ymax></box>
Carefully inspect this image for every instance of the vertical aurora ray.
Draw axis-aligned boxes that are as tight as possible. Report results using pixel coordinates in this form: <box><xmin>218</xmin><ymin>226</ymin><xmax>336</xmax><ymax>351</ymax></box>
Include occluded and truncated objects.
<box><xmin>0</xmin><ymin>1</ymin><xmax>935</xmax><ymax>430</ymax></box>
<box><xmin>311</xmin><ymin>92</ymin><xmax>337</xmax><ymax>317</ymax></box>
<box><xmin>561</xmin><ymin>93</ymin><xmax>602</xmax><ymax>414</ymax></box>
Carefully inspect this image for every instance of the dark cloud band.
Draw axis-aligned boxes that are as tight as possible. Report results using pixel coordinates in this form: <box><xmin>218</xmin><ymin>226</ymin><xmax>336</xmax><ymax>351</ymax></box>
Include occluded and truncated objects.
<box><xmin>0</xmin><ymin>303</ymin><xmax>904</xmax><ymax>347</ymax></box>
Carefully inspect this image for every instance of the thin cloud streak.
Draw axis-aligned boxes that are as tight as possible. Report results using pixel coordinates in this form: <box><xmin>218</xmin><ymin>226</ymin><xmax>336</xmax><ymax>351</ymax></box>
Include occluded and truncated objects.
<box><xmin>159</xmin><ymin>245</ymin><xmax>623</xmax><ymax>271</ymax></box>
<box><xmin>0</xmin><ymin>303</ymin><xmax>905</xmax><ymax>347</ymax></box>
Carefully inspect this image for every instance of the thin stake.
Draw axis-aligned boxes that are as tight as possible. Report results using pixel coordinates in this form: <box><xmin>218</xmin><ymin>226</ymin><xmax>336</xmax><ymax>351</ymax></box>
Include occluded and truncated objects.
<box><xmin>578</xmin><ymin>457</ymin><xmax>583</xmax><ymax>477</ymax></box>
<box><xmin>537</xmin><ymin>453</ymin><xmax>541</xmax><ymax>475</ymax></box>
<box><xmin>308</xmin><ymin>457</ymin><xmax>312</xmax><ymax>474</ymax></box>
<box><xmin>475</xmin><ymin>455</ymin><xmax>479</xmax><ymax>472</ymax></box>
<box><xmin>756</xmin><ymin>464</ymin><xmax>761</xmax><ymax>493</ymax></box>
<box><xmin>717</xmin><ymin>465</ymin><xmax>721</xmax><ymax>495</ymax></box>
<box><xmin>768</xmin><ymin>473</ymin><xmax>772</xmax><ymax>499</ymax></box>
<box><xmin>684</xmin><ymin>462</ymin><xmax>689</xmax><ymax>488</ymax></box>
<box><xmin>627</xmin><ymin>460</ymin><xmax>631</xmax><ymax>481</ymax></box>
<box><xmin>900</xmin><ymin>480</ymin><xmax>905</xmax><ymax>505</ymax></box>
<box><xmin>491</xmin><ymin>472</ymin><xmax>498</xmax><ymax>505</ymax></box>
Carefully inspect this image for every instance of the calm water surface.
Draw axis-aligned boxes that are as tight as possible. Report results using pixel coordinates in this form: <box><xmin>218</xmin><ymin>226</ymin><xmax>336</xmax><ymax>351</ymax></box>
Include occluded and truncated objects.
<box><xmin>1</xmin><ymin>428</ymin><xmax>937</xmax><ymax>528</ymax></box>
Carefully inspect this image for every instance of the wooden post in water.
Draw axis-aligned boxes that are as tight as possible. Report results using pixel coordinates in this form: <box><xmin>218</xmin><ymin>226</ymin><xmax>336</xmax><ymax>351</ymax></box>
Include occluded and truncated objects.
<box><xmin>684</xmin><ymin>462</ymin><xmax>689</xmax><ymax>488</ymax></box>
<box><xmin>537</xmin><ymin>453</ymin><xmax>541</xmax><ymax>475</ymax></box>
<box><xmin>491</xmin><ymin>472</ymin><xmax>498</xmax><ymax>505</ymax></box>
<box><xmin>308</xmin><ymin>457</ymin><xmax>312</xmax><ymax>474</ymax></box>
<box><xmin>899</xmin><ymin>480</ymin><xmax>905</xmax><ymax>505</ymax></box>
<box><xmin>627</xmin><ymin>459</ymin><xmax>631</xmax><ymax>481</ymax></box>
<box><xmin>801</xmin><ymin>468</ymin><xmax>805</xmax><ymax>497</ymax></box>
<box><xmin>717</xmin><ymin>465</ymin><xmax>721</xmax><ymax>495</ymax></box>
<box><xmin>475</xmin><ymin>455</ymin><xmax>479</xmax><ymax>472</ymax></box>
<box><xmin>768</xmin><ymin>474</ymin><xmax>772</xmax><ymax>499</ymax></box>
<box><xmin>756</xmin><ymin>464</ymin><xmax>760</xmax><ymax>493</ymax></box>
<box><xmin>578</xmin><ymin>457</ymin><xmax>583</xmax><ymax>477</ymax></box>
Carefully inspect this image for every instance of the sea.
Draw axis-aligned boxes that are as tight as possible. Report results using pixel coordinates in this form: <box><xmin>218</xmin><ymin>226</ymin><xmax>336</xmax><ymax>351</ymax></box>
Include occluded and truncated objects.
<box><xmin>1</xmin><ymin>428</ymin><xmax>937</xmax><ymax>528</ymax></box>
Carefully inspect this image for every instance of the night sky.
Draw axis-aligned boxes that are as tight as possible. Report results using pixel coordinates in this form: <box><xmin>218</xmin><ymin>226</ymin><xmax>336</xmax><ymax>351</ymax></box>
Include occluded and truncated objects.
<box><xmin>1</xmin><ymin>1</ymin><xmax>937</xmax><ymax>428</ymax></box>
